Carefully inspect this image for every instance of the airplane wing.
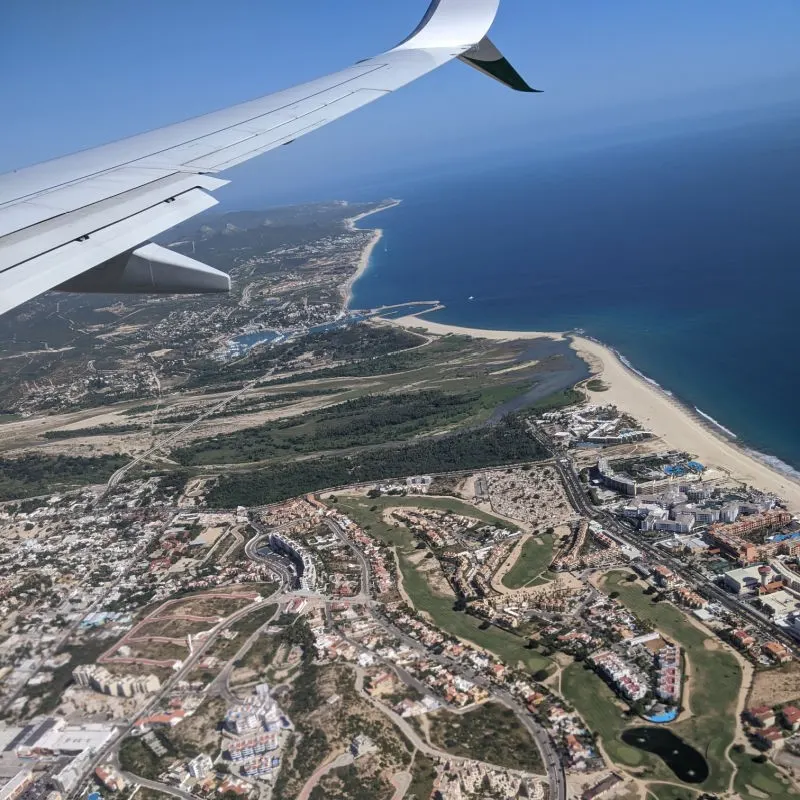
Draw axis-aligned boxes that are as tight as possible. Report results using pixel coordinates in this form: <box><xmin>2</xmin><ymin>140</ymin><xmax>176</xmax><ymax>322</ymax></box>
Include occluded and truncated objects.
<box><xmin>0</xmin><ymin>0</ymin><xmax>536</xmax><ymax>317</ymax></box>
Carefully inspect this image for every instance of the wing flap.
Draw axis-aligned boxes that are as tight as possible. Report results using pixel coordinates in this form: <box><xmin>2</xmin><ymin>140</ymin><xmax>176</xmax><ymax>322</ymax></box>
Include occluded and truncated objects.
<box><xmin>0</xmin><ymin>188</ymin><xmax>218</xmax><ymax>316</ymax></box>
<box><xmin>58</xmin><ymin>243</ymin><xmax>230</xmax><ymax>295</ymax></box>
<box><xmin>0</xmin><ymin>174</ymin><xmax>227</xmax><ymax>272</ymax></box>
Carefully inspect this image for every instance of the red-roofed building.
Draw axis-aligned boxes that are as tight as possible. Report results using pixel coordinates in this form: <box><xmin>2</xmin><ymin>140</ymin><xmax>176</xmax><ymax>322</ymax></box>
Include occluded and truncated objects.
<box><xmin>782</xmin><ymin>705</ymin><xmax>800</xmax><ymax>731</ymax></box>
<box><xmin>763</xmin><ymin>641</ymin><xmax>792</xmax><ymax>664</ymax></box>
<box><xmin>754</xmin><ymin>726</ymin><xmax>784</xmax><ymax>749</ymax></box>
<box><xmin>746</xmin><ymin>706</ymin><xmax>776</xmax><ymax>728</ymax></box>
<box><xmin>653</xmin><ymin>565</ymin><xmax>678</xmax><ymax>589</ymax></box>
<box><xmin>731</xmin><ymin>629</ymin><xmax>756</xmax><ymax>650</ymax></box>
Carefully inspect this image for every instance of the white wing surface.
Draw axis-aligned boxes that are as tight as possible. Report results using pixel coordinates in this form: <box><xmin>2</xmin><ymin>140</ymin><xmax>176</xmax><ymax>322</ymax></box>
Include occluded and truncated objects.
<box><xmin>0</xmin><ymin>0</ymin><xmax>535</xmax><ymax>316</ymax></box>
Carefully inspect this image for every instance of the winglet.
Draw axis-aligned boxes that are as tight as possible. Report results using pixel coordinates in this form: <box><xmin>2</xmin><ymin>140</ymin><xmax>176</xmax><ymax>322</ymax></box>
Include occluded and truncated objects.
<box><xmin>394</xmin><ymin>0</ymin><xmax>501</xmax><ymax>51</ymax></box>
<box><xmin>458</xmin><ymin>36</ymin><xmax>541</xmax><ymax>93</ymax></box>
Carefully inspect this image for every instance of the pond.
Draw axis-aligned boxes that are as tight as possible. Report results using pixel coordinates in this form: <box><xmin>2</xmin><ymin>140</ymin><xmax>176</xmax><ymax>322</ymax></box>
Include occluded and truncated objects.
<box><xmin>621</xmin><ymin>727</ymin><xmax>709</xmax><ymax>783</ymax></box>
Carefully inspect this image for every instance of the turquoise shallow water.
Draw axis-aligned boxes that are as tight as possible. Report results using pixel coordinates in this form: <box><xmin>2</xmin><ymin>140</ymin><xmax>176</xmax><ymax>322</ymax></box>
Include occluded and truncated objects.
<box><xmin>350</xmin><ymin>113</ymin><xmax>800</xmax><ymax>472</ymax></box>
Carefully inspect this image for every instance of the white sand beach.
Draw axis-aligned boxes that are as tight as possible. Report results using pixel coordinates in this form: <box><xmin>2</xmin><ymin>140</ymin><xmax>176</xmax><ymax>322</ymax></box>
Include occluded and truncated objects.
<box><xmin>385</xmin><ymin>314</ymin><xmax>564</xmax><ymax>342</ymax></box>
<box><xmin>573</xmin><ymin>336</ymin><xmax>800</xmax><ymax>511</ymax></box>
<box><xmin>384</xmin><ymin>314</ymin><xmax>800</xmax><ymax>511</ymax></box>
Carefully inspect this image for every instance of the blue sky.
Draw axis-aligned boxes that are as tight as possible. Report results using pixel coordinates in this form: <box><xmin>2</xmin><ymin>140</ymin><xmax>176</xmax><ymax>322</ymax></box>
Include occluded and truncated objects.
<box><xmin>2</xmin><ymin>0</ymin><xmax>799</xmax><ymax>205</ymax></box>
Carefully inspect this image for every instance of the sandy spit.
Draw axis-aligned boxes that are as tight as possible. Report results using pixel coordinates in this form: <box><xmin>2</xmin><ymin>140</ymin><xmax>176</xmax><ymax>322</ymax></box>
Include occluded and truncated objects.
<box><xmin>385</xmin><ymin>314</ymin><xmax>800</xmax><ymax>512</ymax></box>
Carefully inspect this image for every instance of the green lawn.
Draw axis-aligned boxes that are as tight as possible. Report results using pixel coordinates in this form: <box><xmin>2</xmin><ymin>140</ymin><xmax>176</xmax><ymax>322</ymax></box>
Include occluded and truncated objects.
<box><xmin>335</xmin><ymin>496</ymin><xmax>551</xmax><ymax>674</ymax></box>
<box><xmin>600</xmin><ymin>571</ymin><xmax>743</xmax><ymax>795</ymax></box>
<box><xmin>646</xmin><ymin>786</ymin><xmax>699</xmax><ymax>800</ymax></box>
<box><xmin>338</xmin><ymin>494</ymin><xmax>518</xmax><ymax>533</ymax></box>
<box><xmin>561</xmin><ymin>662</ymin><xmax>651</xmax><ymax>769</ymax></box>
<box><xmin>502</xmin><ymin>533</ymin><xmax>557</xmax><ymax>589</ymax></box>
<box><xmin>729</xmin><ymin>748</ymin><xmax>800</xmax><ymax>800</ymax></box>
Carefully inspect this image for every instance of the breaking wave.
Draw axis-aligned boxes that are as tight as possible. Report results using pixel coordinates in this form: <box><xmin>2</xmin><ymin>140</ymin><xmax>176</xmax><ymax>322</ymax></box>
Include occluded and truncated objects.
<box><xmin>694</xmin><ymin>407</ymin><xmax>738</xmax><ymax>439</ymax></box>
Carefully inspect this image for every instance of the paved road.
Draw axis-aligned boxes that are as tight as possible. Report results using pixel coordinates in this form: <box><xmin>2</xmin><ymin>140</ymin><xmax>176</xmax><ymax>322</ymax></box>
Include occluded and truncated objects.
<box><xmin>208</xmin><ymin>602</ymin><xmax>281</xmax><ymax>704</ymax></box>
<box><xmin>353</xmin><ymin>669</ymin><xmax>547</xmax><ymax>785</ymax></box>
<box><xmin>69</xmin><ymin>583</ymin><xmax>285</xmax><ymax>799</ymax></box>
<box><xmin>324</xmin><ymin>517</ymin><xmax>567</xmax><ymax>800</ymax></box>
<box><xmin>106</xmin><ymin>376</ymin><xmax>268</xmax><ymax>491</ymax></box>
<box><xmin>120</xmin><ymin>771</ymin><xmax>198</xmax><ymax>800</ymax></box>
<box><xmin>555</xmin><ymin>457</ymin><xmax>800</xmax><ymax>655</ymax></box>
<box><xmin>245</xmin><ymin>523</ymin><xmax>296</xmax><ymax>588</ymax></box>
<box><xmin>295</xmin><ymin>752</ymin><xmax>354</xmax><ymax>800</ymax></box>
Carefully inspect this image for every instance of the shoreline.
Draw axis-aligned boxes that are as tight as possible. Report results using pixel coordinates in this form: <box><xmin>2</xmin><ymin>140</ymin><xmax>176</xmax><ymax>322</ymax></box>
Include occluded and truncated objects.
<box><xmin>340</xmin><ymin>199</ymin><xmax>402</xmax><ymax>310</ymax></box>
<box><xmin>385</xmin><ymin>313</ymin><xmax>564</xmax><ymax>342</ymax></box>
<box><xmin>383</xmin><ymin>312</ymin><xmax>800</xmax><ymax>512</ymax></box>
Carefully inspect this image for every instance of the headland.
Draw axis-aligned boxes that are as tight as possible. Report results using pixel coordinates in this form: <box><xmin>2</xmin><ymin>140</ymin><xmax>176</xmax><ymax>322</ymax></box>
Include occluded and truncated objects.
<box><xmin>340</xmin><ymin>198</ymin><xmax>402</xmax><ymax>309</ymax></box>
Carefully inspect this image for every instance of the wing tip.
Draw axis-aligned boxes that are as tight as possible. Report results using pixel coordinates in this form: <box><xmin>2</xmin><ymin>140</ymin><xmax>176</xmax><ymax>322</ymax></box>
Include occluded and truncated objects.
<box><xmin>460</xmin><ymin>53</ymin><xmax>540</xmax><ymax>94</ymax></box>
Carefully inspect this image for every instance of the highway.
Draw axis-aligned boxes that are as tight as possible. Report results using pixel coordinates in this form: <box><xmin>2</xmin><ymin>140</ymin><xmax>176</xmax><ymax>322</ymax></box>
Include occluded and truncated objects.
<box><xmin>208</xmin><ymin>602</ymin><xmax>281</xmax><ymax>705</ymax></box>
<box><xmin>554</xmin><ymin>457</ymin><xmax>800</xmax><ymax>655</ymax></box>
<box><xmin>105</xmin><ymin>374</ymin><xmax>271</xmax><ymax>492</ymax></box>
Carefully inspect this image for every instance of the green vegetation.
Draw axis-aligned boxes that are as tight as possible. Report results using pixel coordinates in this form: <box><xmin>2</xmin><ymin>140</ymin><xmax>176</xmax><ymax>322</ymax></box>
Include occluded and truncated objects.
<box><xmin>207</xmin><ymin>412</ymin><xmax>549</xmax><ymax>507</ymax></box>
<box><xmin>21</xmin><ymin>639</ymin><xmax>110</xmax><ymax>716</ymax></box>
<box><xmin>358</xmin><ymin>494</ymin><xmax>516</xmax><ymax>528</ymax></box>
<box><xmin>407</xmin><ymin>754</ymin><xmax>437</xmax><ymax>800</ymax></box>
<box><xmin>119</xmin><ymin>734</ymin><xmax>174</xmax><ymax>780</ymax></box>
<box><xmin>43</xmin><ymin>423</ymin><xmax>143</xmax><ymax>440</ymax></box>
<box><xmin>207</xmin><ymin>603</ymin><xmax>279</xmax><ymax>662</ymax></box>
<box><xmin>0</xmin><ymin>414</ymin><xmax>21</xmax><ymax>424</ymax></box>
<box><xmin>561</xmin><ymin>662</ymin><xmax>647</xmax><ymax>766</ymax></box>
<box><xmin>529</xmin><ymin>387</ymin><xmax>584</xmax><ymax>411</ymax></box>
<box><xmin>0</xmin><ymin>453</ymin><xmax>128</xmax><ymax>500</ymax></box>
<box><xmin>426</xmin><ymin>702</ymin><xmax>545</xmax><ymax>773</ymax></box>
<box><xmin>586</xmin><ymin>379</ymin><xmax>609</xmax><ymax>392</ymax></box>
<box><xmin>562</xmin><ymin>569</ymin><xmax>743</xmax><ymax>794</ymax></box>
<box><xmin>729</xmin><ymin>747</ymin><xmax>800</xmax><ymax>799</ymax></box>
<box><xmin>604</xmin><ymin>571</ymin><xmax>741</xmax><ymax>794</ymax></box>
<box><xmin>502</xmin><ymin>532</ymin><xmax>557</xmax><ymax>589</ymax></box>
<box><xmin>263</xmin><ymin>333</ymin><xmax>469</xmax><ymax>386</ymax></box>
<box><xmin>229</xmin><ymin>602</ymin><xmax>278</xmax><ymax>636</ymax></box>
<box><xmin>335</xmin><ymin>496</ymin><xmax>551</xmax><ymax>673</ymax></box>
<box><xmin>309</xmin><ymin>763</ymin><xmax>389</xmax><ymax>800</ymax></box>
<box><xmin>157</xmin><ymin>387</ymin><xmax>341</xmax><ymax>424</ymax></box>
<box><xmin>646</xmin><ymin>786</ymin><xmax>699</xmax><ymax>800</ymax></box>
<box><xmin>186</xmin><ymin>324</ymin><xmax>428</xmax><ymax>388</ymax></box>
<box><xmin>121</xmin><ymin>403</ymin><xmax>161</xmax><ymax>416</ymax></box>
<box><xmin>174</xmin><ymin>387</ymin><xmax>523</xmax><ymax>466</ymax></box>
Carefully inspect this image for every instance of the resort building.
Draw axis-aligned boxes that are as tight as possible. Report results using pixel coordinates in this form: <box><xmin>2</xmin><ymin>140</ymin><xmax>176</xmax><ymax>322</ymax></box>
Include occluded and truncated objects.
<box><xmin>72</xmin><ymin>665</ymin><xmax>160</xmax><ymax>697</ymax></box>
<box><xmin>268</xmin><ymin>531</ymin><xmax>316</xmax><ymax>590</ymax></box>
<box><xmin>589</xmin><ymin>650</ymin><xmax>648</xmax><ymax>702</ymax></box>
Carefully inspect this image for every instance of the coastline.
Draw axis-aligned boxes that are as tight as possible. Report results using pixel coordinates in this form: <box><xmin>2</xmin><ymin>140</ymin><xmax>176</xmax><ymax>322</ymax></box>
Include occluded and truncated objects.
<box><xmin>385</xmin><ymin>314</ymin><xmax>564</xmax><ymax>342</ymax></box>
<box><xmin>383</xmin><ymin>313</ymin><xmax>800</xmax><ymax>512</ymax></box>
<box><xmin>341</xmin><ymin>199</ymin><xmax>402</xmax><ymax>310</ymax></box>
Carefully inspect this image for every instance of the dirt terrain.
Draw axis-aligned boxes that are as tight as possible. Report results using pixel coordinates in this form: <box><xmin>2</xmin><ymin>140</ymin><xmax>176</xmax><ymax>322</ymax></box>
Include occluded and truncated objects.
<box><xmin>750</xmin><ymin>661</ymin><xmax>800</xmax><ymax>708</ymax></box>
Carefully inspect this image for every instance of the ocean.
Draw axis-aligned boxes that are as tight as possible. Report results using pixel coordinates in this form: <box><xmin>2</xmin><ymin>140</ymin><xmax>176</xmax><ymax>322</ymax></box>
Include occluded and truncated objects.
<box><xmin>350</xmin><ymin>112</ymin><xmax>800</xmax><ymax>472</ymax></box>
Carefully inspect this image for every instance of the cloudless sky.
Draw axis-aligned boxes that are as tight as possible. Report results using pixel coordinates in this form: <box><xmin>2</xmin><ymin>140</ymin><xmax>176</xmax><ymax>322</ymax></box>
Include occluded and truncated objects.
<box><xmin>1</xmin><ymin>0</ymin><xmax>799</xmax><ymax>205</ymax></box>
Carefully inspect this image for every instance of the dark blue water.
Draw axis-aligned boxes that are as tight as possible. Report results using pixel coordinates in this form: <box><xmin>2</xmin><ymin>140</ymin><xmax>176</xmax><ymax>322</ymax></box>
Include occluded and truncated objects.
<box><xmin>351</xmin><ymin>115</ymin><xmax>800</xmax><ymax>471</ymax></box>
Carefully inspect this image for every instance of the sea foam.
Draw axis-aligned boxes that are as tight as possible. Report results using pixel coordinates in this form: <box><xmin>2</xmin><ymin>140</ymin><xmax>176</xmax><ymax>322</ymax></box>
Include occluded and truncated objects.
<box><xmin>694</xmin><ymin>407</ymin><xmax>738</xmax><ymax>439</ymax></box>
